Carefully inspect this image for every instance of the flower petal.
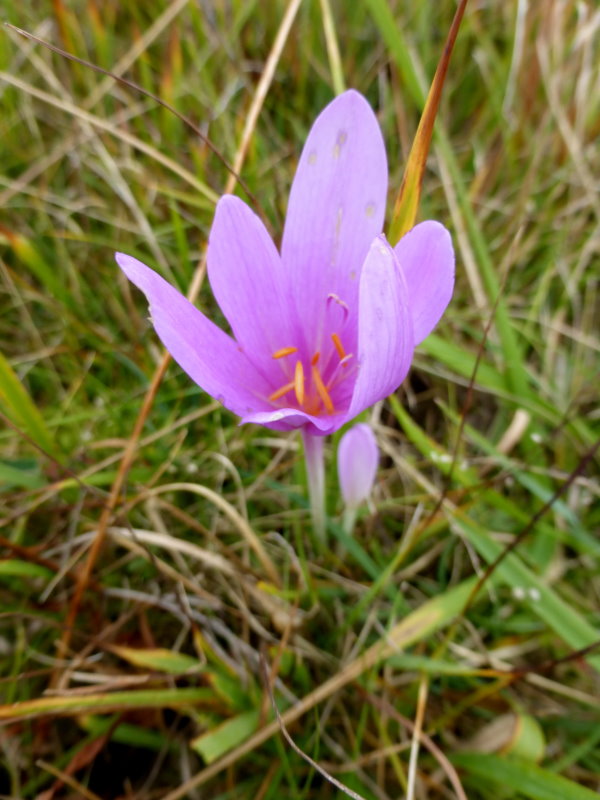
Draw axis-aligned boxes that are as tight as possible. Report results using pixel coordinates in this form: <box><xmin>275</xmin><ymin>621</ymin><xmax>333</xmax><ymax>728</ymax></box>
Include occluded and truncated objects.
<box><xmin>347</xmin><ymin>236</ymin><xmax>414</xmax><ymax>419</ymax></box>
<box><xmin>207</xmin><ymin>195</ymin><xmax>297</xmax><ymax>368</ymax></box>
<box><xmin>116</xmin><ymin>253</ymin><xmax>270</xmax><ymax>417</ymax></box>
<box><xmin>337</xmin><ymin>424</ymin><xmax>379</xmax><ymax>509</ymax></box>
<box><xmin>240</xmin><ymin>406</ymin><xmax>348</xmax><ymax>436</ymax></box>
<box><xmin>281</xmin><ymin>89</ymin><xmax>388</xmax><ymax>346</ymax></box>
<box><xmin>394</xmin><ymin>221</ymin><xmax>455</xmax><ymax>344</ymax></box>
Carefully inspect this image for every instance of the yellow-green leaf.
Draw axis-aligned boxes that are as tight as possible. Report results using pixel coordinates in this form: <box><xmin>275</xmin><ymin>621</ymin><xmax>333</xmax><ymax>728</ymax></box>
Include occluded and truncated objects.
<box><xmin>110</xmin><ymin>645</ymin><xmax>203</xmax><ymax>675</ymax></box>
<box><xmin>191</xmin><ymin>709</ymin><xmax>260</xmax><ymax>763</ymax></box>
<box><xmin>0</xmin><ymin>687</ymin><xmax>214</xmax><ymax>722</ymax></box>
<box><xmin>0</xmin><ymin>349</ymin><xmax>58</xmax><ymax>459</ymax></box>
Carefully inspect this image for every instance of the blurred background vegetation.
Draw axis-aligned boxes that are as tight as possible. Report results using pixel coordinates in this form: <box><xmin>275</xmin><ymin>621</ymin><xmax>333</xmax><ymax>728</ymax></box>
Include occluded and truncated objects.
<box><xmin>0</xmin><ymin>1</ymin><xmax>599</xmax><ymax>798</ymax></box>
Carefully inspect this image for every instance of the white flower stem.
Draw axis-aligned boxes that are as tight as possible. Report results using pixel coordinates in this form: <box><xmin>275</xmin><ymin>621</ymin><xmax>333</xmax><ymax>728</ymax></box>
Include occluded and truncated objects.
<box><xmin>406</xmin><ymin>675</ymin><xmax>429</xmax><ymax>800</ymax></box>
<box><xmin>301</xmin><ymin>430</ymin><xmax>326</xmax><ymax>543</ymax></box>
<box><xmin>342</xmin><ymin>506</ymin><xmax>358</xmax><ymax>538</ymax></box>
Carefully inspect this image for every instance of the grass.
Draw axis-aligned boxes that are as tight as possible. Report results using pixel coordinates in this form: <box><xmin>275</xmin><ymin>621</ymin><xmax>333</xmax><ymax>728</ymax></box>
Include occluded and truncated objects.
<box><xmin>0</xmin><ymin>1</ymin><xmax>599</xmax><ymax>798</ymax></box>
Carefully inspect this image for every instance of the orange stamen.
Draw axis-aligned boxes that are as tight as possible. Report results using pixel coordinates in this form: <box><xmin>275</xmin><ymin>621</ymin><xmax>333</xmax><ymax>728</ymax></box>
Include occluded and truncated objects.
<box><xmin>311</xmin><ymin>351</ymin><xmax>320</xmax><ymax>365</ymax></box>
<box><xmin>268</xmin><ymin>381</ymin><xmax>295</xmax><ymax>402</ymax></box>
<box><xmin>272</xmin><ymin>346</ymin><xmax>298</xmax><ymax>359</ymax></box>
<box><xmin>331</xmin><ymin>332</ymin><xmax>346</xmax><ymax>360</ymax></box>
<box><xmin>294</xmin><ymin>360</ymin><xmax>305</xmax><ymax>406</ymax></box>
<box><xmin>311</xmin><ymin>365</ymin><xmax>335</xmax><ymax>414</ymax></box>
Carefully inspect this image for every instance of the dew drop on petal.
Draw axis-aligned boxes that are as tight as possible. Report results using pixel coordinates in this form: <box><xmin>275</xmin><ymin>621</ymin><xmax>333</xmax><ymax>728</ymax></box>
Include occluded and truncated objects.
<box><xmin>365</xmin><ymin>202</ymin><xmax>376</xmax><ymax>218</ymax></box>
<box><xmin>308</xmin><ymin>150</ymin><xmax>317</xmax><ymax>165</ymax></box>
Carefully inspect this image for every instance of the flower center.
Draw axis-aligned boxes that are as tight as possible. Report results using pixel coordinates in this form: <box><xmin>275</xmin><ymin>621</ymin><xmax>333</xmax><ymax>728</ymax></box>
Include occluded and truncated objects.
<box><xmin>268</xmin><ymin>333</ymin><xmax>353</xmax><ymax>415</ymax></box>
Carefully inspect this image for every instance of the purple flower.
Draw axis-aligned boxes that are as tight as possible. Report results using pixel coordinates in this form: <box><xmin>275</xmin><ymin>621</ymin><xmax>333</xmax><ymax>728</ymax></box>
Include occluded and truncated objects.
<box><xmin>338</xmin><ymin>424</ymin><xmax>379</xmax><ymax>510</ymax></box>
<box><xmin>116</xmin><ymin>90</ymin><xmax>454</xmax><ymax>436</ymax></box>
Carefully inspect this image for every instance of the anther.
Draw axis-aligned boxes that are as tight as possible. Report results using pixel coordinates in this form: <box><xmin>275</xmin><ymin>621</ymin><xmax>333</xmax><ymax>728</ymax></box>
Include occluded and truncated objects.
<box><xmin>272</xmin><ymin>346</ymin><xmax>298</xmax><ymax>359</ymax></box>
<box><xmin>268</xmin><ymin>381</ymin><xmax>295</xmax><ymax>402</ymax></box>
<box><xmin>311</xmin><ymin>365</ymin><xmax>335</xmax><ymax>414</ymax></box>
<box><xmin>294</xmin><ymin>360</ymin><xmax>305</xmax><ymax>406</ymax></box>
<box><xmin>311</xmin><ymin>352</ymin><xmax>320</xmax><ymax>365</ymax></box>
<box><xmin>331</xmin><ymin>333</ymin><xmax>346</xmax><ymax>360</ymax></box>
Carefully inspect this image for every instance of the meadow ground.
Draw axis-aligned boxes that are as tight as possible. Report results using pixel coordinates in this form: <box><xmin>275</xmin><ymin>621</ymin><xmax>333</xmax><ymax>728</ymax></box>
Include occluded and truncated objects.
<box><xmin>0</xmin><ymin>1</ymin><xmax>599</xmax><ymax>798</ymax></box>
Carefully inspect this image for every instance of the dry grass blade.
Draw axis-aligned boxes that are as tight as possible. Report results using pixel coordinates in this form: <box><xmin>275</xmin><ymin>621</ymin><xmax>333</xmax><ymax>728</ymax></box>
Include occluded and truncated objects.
<box><xmin>0</xmin><ymin>4</ymin><xmax>194</xmax><ymax>206</ymax></box>
<box><xmin>126</xmin><ymin>482</ymin><xmax>280</xmax><ymax>587</ymax></box>
<box><xmin>224</xmin><ymin>0</ymin><xmax>303</xmax><ymax>195</ymax></box>
<box><xmin>364</xmin><ymin>691</ymin><xmax>469</xmax><ymax>800</ymax></box>
<box><xmin>53</xmin><ymin>353</ymin><xmax>171</xmax><ymax>682</ymax></box>
<box><xmin>406</xmin><ymin>675</ymin><xmax>429</xmax><ymax>800</ymax></box>
<box><xmin>41</xmin><ymin>0</ymin><xmax>297</xmax><ymax>675</ymax></box>
<box><xmin>83</xmin><ymin>0</ymin><xmax>191</xmax><ymax>109</ymax></box>
<box><xmin>3</xmin><ymin>22</ymin><xmax>258</xmax><ymax>208</ymax></box>
<box><xmin>260</xmin><ymin>654</ymin><xmax>367</xmax><ymax>800</ymax></box>
<box><xmin>0</xmin><ymin>69</ymin><xmax>218</xmax><ymax>202</ymax></box>
<box><xmin>11</xmin><ymin>29</ymin><xmax>169</xmax><ymax>270</ymax></box>
<box><xmin>318</xmin><ymin>0</ymin><xmax>345</xmax><ymax>95</ymax></box>
<box><xmin>35</xmin><ymin>760</ymin><xmax>104</xmax><ymax>800</ymax></box>
<box><xmin>388</xmin><ymin>0</ymin><xmax>469</xmax><ymax>243</ymax></box>
<box><xmin>158</xmin><ymin>580</ymin><xmax>474</xmax><ymax>799</ymax></box>
<box><xmin>107</xmin><ymin>526</ymin><xmax>235</xmax><ymax>575</ymax></box>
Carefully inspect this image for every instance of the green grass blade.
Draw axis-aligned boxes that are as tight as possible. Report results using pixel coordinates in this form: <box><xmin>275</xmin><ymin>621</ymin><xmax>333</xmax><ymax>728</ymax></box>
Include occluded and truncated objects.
<box><xmin>456</xmin><ymin>513</ymin><xmax>600</xmax><ymax>673</ymax></box>
<box><xmin>452</xmin><ymin>753</ymin><xmax>600</xmax><ymax>800</ymax></box>
<box><xmin>109</xmin><ymin>645</ymin><xmax>203</xmax><ymax>675</ymax></box>
<box><xmin>0</xmin><ymin>687</ymin><xmax>215</xmax><ymax>721</ymax></box>
<box><xmin>0</xmin><ymin>349</ymin><xmax>59</xmax><ymax>459</ymax></box>
<box><xmin>191</xmin><ymin>709</ymin><xmax>261</xmax><ymax>764</ymax></box>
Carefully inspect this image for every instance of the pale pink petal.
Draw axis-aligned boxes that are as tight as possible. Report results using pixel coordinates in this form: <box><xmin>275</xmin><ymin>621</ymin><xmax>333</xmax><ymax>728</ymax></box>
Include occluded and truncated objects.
<box><xmin>394</xmin><ymin>221</ymin><xmax>455</xmax><ymax>344</ymax></box>
<box><xmin>347</xmin><ymin>236</ymin><xmax>414</xmax><ymax>419</ymax></box>
<box><xmin>337</xmin><ymin>424</ymin><xmax>379</xmax><ymax>509</ymax></box>
<box><xmin>116</xmin><ymin>253</ymin><xmax>270</xmax><ymax>417</ymax></box>
<box><xmin>281</xmin><ymin>90</ymin><xmax>388</xmax><ymax>349</ymax></box>
<box><xmin>207</xmin><ymin>195</ymin><xmax>298</xmax><ymax>371</ymax></box>
<box><xmin>240</xmin><ymin>407</ymin><xmax>348</xmax><ymax>436</ymax></box>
